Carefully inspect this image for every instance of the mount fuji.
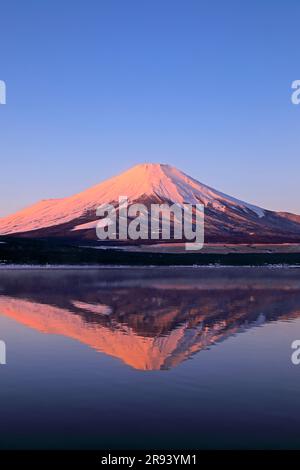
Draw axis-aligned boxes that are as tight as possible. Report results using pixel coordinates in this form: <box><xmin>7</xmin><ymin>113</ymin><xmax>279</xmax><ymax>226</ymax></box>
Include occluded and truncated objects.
<box><xmin>1</xmin><ymin>163</ymin><xmax>300</xmax><ymax>243</ymax></box>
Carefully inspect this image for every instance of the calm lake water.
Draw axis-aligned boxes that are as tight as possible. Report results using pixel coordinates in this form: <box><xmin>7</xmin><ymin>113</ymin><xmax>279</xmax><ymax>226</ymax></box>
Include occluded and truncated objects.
<box><xmin>0</xmin><ymin>267</ymin><xmax>300</xmax><ymax>450</ymax></box>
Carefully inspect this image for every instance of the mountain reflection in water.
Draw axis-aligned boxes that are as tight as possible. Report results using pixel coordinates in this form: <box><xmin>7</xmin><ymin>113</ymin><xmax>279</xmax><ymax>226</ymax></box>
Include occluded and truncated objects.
<box><xmin>0</xmin><ymin>267</ymin><xmax>299</xmax><ymax>370</ymax></box>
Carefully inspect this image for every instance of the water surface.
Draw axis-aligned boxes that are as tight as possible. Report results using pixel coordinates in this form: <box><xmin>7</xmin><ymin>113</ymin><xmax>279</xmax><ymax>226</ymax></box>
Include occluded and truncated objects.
<box><xmin>0</xmin><ymin>267</ymin><xmax>300</xmax><ymax>449</ymax></box>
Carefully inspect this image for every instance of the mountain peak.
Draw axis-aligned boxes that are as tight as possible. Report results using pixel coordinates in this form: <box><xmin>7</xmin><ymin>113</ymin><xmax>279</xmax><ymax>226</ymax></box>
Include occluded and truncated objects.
<box><xmin>1</xmin><ymin>162</ymin><xmax>300</xmax><ymax>242</ymax></box>
<box><xmin>131</xmin><ymin>162</ymin><xmax>169</xmax><ymax>169</ymax></box>
<box><xmin>121</xmin><ymin>162</ymin><xmax>173</xmax><ymax>180</ymax></box>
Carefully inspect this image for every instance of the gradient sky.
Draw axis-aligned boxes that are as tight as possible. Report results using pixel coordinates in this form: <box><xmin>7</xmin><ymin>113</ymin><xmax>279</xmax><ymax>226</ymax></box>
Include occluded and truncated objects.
<box><xmin>0</xmin><ymin>0</ymin><xmax>300</xmax><ymax>217</ymax></box>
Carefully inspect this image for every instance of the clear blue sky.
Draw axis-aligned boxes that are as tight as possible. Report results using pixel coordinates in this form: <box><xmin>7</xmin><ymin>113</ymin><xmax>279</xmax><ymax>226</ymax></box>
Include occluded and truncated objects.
<box><xmin>1</xmin><ymin>0</ymin><xmax>300</xmax><ymax>216</ymax></box>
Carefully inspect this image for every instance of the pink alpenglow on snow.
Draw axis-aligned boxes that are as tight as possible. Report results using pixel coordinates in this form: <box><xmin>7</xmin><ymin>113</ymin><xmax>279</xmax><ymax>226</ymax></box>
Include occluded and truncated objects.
<box><xmin>0</xmin><ymin>163</ymin><xmax>300</xmax><ymax>243</ymax></box>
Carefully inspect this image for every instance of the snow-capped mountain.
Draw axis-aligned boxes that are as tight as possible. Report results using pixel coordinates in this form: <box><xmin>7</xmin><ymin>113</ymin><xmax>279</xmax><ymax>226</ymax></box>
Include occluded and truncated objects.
<box><xmin>0</xmin><ymin>162</ymin><xmax>300</xmax><ymax>243</ymax></box>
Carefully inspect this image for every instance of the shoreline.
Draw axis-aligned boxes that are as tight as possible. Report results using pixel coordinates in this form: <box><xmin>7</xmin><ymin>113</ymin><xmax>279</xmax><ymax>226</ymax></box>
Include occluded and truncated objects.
<box><xmin>1</xmin><ymin>264</ymin><xmax>300</xmax><ymax>270</ymax></box>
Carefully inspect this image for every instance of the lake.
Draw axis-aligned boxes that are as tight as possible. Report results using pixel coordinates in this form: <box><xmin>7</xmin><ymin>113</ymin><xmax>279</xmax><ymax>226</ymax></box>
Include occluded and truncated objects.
<box><xmin>0</xmin><ymin>266</ymin><xmax>300</xmax><ymax>449</ymax></box>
